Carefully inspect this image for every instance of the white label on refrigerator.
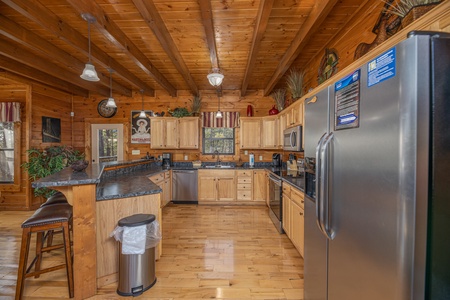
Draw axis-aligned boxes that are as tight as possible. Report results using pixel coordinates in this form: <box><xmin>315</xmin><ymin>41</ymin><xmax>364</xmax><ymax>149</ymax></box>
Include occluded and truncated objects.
<box><xmin>367</xmin><ymin>47</ymin><xmax>396</xmax><ymax>87</ymax></box>
<box><xmin>335</xmin><ymin>69</ymin><xmax>360</xmax><ymax>130</ymax></box>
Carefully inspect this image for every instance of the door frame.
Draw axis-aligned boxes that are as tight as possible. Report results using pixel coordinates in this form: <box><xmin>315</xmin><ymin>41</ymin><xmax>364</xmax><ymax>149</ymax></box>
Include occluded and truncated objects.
<box><xmin>84</xmin><ymin>118</ymin><xmax>129</xmax><ymax>163</ymax></box>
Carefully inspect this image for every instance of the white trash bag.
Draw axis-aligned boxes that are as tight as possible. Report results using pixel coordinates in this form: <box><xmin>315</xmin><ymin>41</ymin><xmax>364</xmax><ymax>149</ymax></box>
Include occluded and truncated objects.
<box><xmin>111</xmin><ymin>220</ymin><xmax>161</xmax><ymax>255</ymax></box>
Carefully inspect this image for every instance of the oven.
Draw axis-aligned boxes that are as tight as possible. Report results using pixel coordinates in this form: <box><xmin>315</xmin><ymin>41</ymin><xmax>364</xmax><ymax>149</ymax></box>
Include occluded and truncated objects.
<box><xmin>268</xmin><ymin>172</ymin><xmax>284</xmax><ymax>233</ymax></box>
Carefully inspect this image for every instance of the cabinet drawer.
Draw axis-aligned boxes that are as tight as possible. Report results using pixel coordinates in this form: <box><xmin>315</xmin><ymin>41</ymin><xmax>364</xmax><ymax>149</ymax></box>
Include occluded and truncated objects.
<box><xmin>291</xmin><ymin>188</ymin><xmax>304</xmax><ymax>208</ymax></box>
<box><xmin>149</xmin><ymin>172</ymin><xmax>164</xmax><ymax>184</ymax></box>
<box><xmin>237</xmin><ymin>177</ymin><xmax>252</xmax><ymax>184</ymax></box>
<box><xmin>237</xmin><ymin>190</ymin><xmax>252</xmax><ymax>200</ymax></box>
<box><xmin>237</xmin><ymin>183</ymin><xmax>251</xmax><ymax>190</ymax></box>
<box><xmin>237</xmin><ymin>170</ymin><xmax>252</xmax><ymax>177</ymax></box>
<box><xmin>282</xmin><ymin>184</ymin><xmax>291</xmax><ymax>196</ymax></box>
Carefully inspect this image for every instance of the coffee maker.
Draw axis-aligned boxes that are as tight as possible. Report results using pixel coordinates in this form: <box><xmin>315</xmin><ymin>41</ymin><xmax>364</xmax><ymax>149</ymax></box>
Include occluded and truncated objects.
<box><xmin>272</xmin><ymin>153</ymin><xmax>281</xmax><ymax>168</ymax></box>
<box><xmin>162</xmin><ymin>153</ymin><xmax>172</xmax><ymax>168</ymax></box>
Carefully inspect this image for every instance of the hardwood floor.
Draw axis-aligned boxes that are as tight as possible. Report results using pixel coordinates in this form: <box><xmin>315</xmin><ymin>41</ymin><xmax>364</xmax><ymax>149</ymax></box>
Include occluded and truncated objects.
<box><xmin>0</xmin><ymin>205</ymin><xmax>304</xmax><ymax>299</ymax></box>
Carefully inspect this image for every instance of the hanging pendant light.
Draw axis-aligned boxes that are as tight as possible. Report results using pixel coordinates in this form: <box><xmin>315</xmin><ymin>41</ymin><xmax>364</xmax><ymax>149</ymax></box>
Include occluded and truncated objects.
<box><xmin>207</xmin><ymin>68</ymin><xmax>224</xmax><ymax>87</ymax></box>
<box><xmin>216</xmin><ymin>94</ymin><xmax>223</xmax><ymax>118</ymax></box>
<box><xmin>80</xmin><ymin>13</ymin><xmax>100</xmax><ymax>82</ymax></box>
<box><xmin>106</xmin><ymin>69</ymin><xmax>117</xmax><ymax>108</ymax></box>
<box><xmin>139</xmin><ymin>90</ymin><xmax>146</xmax><ymax>118</ymax></box>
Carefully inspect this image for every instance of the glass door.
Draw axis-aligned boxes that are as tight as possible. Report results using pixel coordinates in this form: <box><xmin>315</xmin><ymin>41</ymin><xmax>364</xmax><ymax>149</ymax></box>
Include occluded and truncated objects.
<box><xmin>91</xmin><ymin>124</ymin><xmax>123</xmax><ymax>164</ymax></box>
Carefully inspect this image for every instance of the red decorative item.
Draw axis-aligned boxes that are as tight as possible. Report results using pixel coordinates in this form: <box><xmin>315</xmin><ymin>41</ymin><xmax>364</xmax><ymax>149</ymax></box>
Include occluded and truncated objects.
<box><xmin>246</xmin><ymin>105</ymin><xmax>253</xmax><ymax>116</ymax></box>
<box><xmin>269</xmin><ymin>105</ymin><xmax>279</xmax><ymax>115</ymax></box>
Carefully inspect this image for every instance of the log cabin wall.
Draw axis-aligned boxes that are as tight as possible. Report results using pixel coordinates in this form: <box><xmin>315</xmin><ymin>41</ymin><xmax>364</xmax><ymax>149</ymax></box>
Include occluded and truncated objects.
<box><xmin>1</xmin><ymin>2</ymin><xmax>449</xmax><ymax>210</ymax></box>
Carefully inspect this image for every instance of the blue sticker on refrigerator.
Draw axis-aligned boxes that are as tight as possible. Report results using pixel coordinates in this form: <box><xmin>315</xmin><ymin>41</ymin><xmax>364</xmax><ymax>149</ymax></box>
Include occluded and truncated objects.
<box><xmin>367</xmin><ymin>47</ymin><xmax>396</xmax><ymax>87</ymax></box>
<box><xmin>335</xmin><ymin>69</ymin><xmax>360</xmax><ymax>130</ymax></box>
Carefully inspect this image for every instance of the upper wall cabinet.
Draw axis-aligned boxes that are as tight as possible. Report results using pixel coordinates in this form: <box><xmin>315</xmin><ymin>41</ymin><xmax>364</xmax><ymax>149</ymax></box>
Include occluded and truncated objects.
<box><xmin>150</xmin><ymin>117</ymin><xmax>199</xmax><ymax>149</ymax></box>
<box><xmin>240</xmin><ymin>117</ymin><xmax>261</xmax><ymax>149</ymax></box>
<box><xmin>283</xmin><ymin>100</ymin><xmax>304</xmax><ymax>128</ymax></box>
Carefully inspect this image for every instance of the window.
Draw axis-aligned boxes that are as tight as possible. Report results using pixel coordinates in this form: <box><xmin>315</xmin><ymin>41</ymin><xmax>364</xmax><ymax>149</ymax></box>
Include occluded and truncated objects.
<box><xmin>203</xmin><ymin>127</ymin><xmax>235</xmax><ymax>155</ymax></box>
<box><xmin>0</xmin><ymin>122</ymin><xmax>20</xmax><ymax>190</ymax></box>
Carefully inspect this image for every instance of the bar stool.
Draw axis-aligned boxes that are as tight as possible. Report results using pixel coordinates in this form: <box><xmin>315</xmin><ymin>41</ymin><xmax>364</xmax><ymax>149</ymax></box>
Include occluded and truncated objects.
<box><xmin>15</xmin><ymin>203</ymin><xmax>74</xmax><ymax>299</ymax></box>
<box><xmin>40</xmin><ymin>192</ymin><xmax>70</xmax><ymax>247</ymax></box>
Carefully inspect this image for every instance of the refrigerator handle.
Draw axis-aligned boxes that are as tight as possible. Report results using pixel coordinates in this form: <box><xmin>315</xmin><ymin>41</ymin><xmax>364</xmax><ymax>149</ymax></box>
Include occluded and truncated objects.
<box><xmin>315</xmin><ymin>133</ymin><xmax>327</xmax><ymax>236</ymax></box>
<box><xmin>320</xmin><ymin>132</ymin><xmax>335</xmax><ymax>240</ymax></box>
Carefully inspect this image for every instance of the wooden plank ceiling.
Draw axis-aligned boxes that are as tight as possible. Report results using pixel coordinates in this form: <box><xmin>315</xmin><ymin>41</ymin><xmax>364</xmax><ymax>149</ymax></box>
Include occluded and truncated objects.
<box><xmin>0</xmin><ymin>0</ymin><xmax>368</xmax><ymax>98</ymax></box>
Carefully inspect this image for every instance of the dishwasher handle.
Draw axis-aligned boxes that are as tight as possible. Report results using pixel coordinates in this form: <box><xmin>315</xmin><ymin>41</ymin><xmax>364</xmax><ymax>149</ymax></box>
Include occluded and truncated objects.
<box><xmin>173</xmin><ymin>170</ymin><xmax>197</xmax><ymax>174</ymax></box>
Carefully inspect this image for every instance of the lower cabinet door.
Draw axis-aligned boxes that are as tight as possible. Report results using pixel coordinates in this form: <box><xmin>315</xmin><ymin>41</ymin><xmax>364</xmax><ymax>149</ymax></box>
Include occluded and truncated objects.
<box><xmin>291</xmin><ymin>201</ymin><xmax>304</xmax><ymax>257</ymax></box>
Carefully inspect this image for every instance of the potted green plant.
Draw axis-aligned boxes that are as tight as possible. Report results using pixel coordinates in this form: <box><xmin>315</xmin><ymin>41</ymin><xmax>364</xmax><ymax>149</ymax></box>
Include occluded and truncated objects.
<box><xmin>286</xmin><ymin>69</ymin><xmax>306</xmax><ymax>102</ymax></box>
<box><xmin>167</xmin><ymin>107</ymin><xmax>191</xmax><ymax>118</ymax></box>
<box><xmin>22</xmin><ymin>145</ymin><xmax>85</xmax><ymax>198</ymax></box>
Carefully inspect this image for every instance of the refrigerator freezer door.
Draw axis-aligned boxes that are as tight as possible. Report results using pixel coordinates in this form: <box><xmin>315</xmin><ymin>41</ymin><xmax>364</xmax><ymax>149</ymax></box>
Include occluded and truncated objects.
<box><xmin>326</xmin><ymin>36</ymin><xmax>430</xmax><ymax>299</ymax></box>
<box><xmin>304</xmin><ymin>87</ymin><xmax>330</xmax><ymax>158</ymax></box>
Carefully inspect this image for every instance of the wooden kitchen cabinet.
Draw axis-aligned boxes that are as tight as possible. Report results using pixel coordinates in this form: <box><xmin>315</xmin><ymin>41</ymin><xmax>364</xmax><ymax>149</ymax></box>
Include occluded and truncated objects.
<box><xmin>291</xmin><ymin>201</ymin><xmax>304</xmax><ymax>257</ymax></box>
<box><xmin>240</xmin><ymin>117</ymin><xmax>261</xmax><ymax>149</ymax></box>
<box><xmin>261</xmin><ymin>116</ymin><xmax>279</xmax><ymax>149</ymax></box>
<box><xmin>198</xmin><ymin>170</ymin><xmax>236</xmax><ymax>203</ymax></box>
<box><xmin>252</xmin><ymin>170</ymin><xmax>266</xmax><ymax>202</ymax></box>
<box><xmin>178</xmin><ymin>118</ymin><xmax>199</xmax><ymax>149</ymax></box>
<box><xmin>150</xmin><ymin>117</ymin><xmax>198</xmax><ymax>149</ymax></box>
<box><xmin>284</xmin><ymin>100</ymin><xmax>304</xmax><ymax>128</ymax></box>
<box><xmin>236</xmin><ymin>170</ymin><xmax>252</xmax><ymax>201</ymax></box>
<box><xmin>149</xmin><ymin>170</ymin><xmax>171</xmax><ymax>207</ymax></box>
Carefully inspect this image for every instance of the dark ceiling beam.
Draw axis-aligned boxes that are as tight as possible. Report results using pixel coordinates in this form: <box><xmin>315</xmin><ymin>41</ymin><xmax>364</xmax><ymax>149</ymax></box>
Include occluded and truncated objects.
<box><xmin>263</xmin><ymin>0</ymin><xmax>339</xmax><ymax>96</ymax></box>
<box><xmin>0</xmin><ymin>56</ymin><xmax>89</xmax><ymax>97</ymax></box>
<box><xmin>198</xmin><ymin>0</ymin><xmax>219</xmax><ymax>70</ymax></box>
<box><xmin>132</xmin><ymin>0</ymin><xmax>199</xmax><ymax>96</ymax></box>
<box><xmin>0</xmin><ymin>37</ymin><xmax>111</xmax><ymax>96</ymax></box>
<box><xmin>241</xmin><ymin>0</ymin><xmax>275</xmax><ymax>96</ymax></box>
<box><xmin>65</xmin><ymin>0</ymin><xmax>177</xmax><ymax>96</ymax></box>
<box><xmin>0</xmin><ymin>15</ymin><xmax>132</xmax><ymax>97</ymax></box>
<box><xmin>0</xmin><ymin>0</ymin><xmax>155</xmax><ymax>96</ymax></box>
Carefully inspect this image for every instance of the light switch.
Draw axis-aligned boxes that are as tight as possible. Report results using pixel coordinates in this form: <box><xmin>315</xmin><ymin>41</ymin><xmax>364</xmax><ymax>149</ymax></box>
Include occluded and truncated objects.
<box><xmin>184</xmin><ymin>155</ymin><xmax>188</xmax><ymax>160</ymax></box>
<box><xmin>132</xmin><ymin>150</ymin><xmax>140</xmax><ymax>155</ymax></box>
<box><xmin>259</xmin><ymin>155</ymin><xmax>263</xmax><ymax>161</ymax></box>
<box><xmin>244</xmin><ymin>150</ymin><xmax>248</xmax><ymax>155</ymax></box>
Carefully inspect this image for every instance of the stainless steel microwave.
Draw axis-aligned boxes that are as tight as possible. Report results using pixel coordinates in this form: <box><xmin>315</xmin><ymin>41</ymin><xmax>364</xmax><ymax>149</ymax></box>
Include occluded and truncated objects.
<box><xmin>283</xmin><ymin>126</ymin><xmax>303</xmax><ymax>151</ymax></box>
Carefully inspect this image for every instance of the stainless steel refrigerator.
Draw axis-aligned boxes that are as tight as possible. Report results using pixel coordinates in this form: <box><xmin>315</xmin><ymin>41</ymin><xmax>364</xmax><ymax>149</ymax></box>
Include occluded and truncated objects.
<box><xmin>303</xmin><ymin>32</ymin><xmax>450</xmax><ymax>300</ymax></box>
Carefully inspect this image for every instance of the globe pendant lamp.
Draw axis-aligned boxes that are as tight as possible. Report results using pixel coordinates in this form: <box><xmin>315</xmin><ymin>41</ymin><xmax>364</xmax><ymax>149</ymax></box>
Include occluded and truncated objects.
<box><xmin>106</xmin><ymin>69</ymin><xmax>117</xmax><ymax>108</ymax></box>
<box><xmin>216</xmin><ymin>94</ymin><xmax>223</xmax><ymax>118</ymax></box>
<box><xmin>80</xmin><ymin>13</ymin><xmax>100</xmax><ymax>82</ymax></box>
<box><xmin>207</xmin><ymin>68</ymin><xmax>224</xmax><ymax>87</ymax></box>
<box><xmin>139</xmin><ymin>90</ymin><xmax>146</xmax><ymax>118</ymax></box>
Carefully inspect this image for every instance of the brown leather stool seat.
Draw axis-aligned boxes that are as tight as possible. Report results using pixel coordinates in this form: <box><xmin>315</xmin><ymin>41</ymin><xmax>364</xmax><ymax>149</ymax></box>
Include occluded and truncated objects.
<box><xmin>40</xmin><ymin>192</ymin><xmax>68</xmax><ymax>207</ymax></box>
<box><xmin>15</xmin><ymin>203</ymin><xmax>74</xmax><ymax>299</ymax></box>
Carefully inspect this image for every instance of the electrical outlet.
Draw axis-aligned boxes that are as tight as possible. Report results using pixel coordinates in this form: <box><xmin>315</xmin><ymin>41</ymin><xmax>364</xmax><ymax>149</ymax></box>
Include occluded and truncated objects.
<box><xmin>259</xmin><ymin>155</ymin><xmax>263</xmax><ymax>161</ymax></box>
<box><xmin>244</xmin><ymin>150</ymin><xmax>248</xmax><ymax>155</ymax></box>
<box><xmin>184</xmin><ymin>155</ymin><xmax>188</xmax><ymax>161</ymax></box>
<box><xmin>70</xmin><ymin>112</ymin><xmax>74</xmax><ymax>117</ymax></box>
<box><xmin>131</xmin><ymin>150</ymin><xmax>140</xmax><ymax>155</ymax></box>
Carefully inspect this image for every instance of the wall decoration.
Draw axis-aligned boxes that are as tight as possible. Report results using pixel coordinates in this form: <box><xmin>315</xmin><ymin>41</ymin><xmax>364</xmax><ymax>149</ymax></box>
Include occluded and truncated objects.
<box><xmin>131</xmin><ymin>110</ymin><xmax>151</xmax><ymax>144</ymax></box>
<box><xmin>318</xmin><ymin>48</ymin><xmax>339</xmax><ymax>85</ymax></box>
<box><xmin>42</xmin><ymin>116</ymin><xmax>61</xmax><ymax>143</ymax></box>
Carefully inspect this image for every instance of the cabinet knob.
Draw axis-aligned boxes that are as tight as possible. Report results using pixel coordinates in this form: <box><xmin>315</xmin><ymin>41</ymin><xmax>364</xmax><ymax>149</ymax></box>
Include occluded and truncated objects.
<box><xmin>300</xmin><ymin>212</ymin><xmax>304</xmax><ymax>216</ymax></box>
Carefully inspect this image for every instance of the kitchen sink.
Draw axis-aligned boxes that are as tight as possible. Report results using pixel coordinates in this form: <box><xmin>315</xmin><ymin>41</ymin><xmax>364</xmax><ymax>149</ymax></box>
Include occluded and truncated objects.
<box><xmin>204</xmin><ymin>165</ymin><xmax>233</xmax><ymax>169</ymax></box>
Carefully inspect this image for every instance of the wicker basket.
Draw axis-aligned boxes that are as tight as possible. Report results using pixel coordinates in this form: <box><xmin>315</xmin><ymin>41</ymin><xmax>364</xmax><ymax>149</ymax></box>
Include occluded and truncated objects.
<box><xmin>401</xmin><ymin>3</ymin><xmax>440</xmax><ymax>28</ymax></box>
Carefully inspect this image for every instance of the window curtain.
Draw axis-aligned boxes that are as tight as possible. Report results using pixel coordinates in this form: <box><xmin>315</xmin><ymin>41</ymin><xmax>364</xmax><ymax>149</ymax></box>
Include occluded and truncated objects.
<box><xmin>202</xmin><ymin>112</ymin><xmax>240</xmax><ymax>128</ymax></box>
<box><xmin>0</xmin><ymin>102</ymin><xmax>21</xmax><ymax>122</ymax></box>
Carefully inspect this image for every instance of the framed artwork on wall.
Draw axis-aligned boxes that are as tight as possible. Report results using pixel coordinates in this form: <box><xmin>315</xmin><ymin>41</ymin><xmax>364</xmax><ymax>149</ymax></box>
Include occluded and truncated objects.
<box><xmin>131</xmin><ymin>110</ymin><xmax>152</xmax><ymax>144</ymax></box>
<box><xmin>42</xmin><ymin>116</ymin><xmax>61</xmax><ymax>143</ymax></box>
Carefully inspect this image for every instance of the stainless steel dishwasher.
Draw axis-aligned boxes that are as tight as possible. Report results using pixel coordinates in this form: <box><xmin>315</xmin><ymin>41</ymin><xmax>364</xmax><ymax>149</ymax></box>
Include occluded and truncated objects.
<box><xmin>172</xmin><ymin>169</ymin><xmax>198</xmax><ymax>204</ymax></box>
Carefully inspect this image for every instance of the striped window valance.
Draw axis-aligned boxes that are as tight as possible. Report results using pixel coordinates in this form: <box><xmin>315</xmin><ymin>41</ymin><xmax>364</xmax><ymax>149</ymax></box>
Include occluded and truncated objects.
<box><xmin>0</xmin><ymin>102</ymin><xmax>21</xmax><ymax>122</ymax></box>
<box><xmin>202</xmin><ymin>112</ymin><xmax>240</xmax><ymax>128</ymax></box>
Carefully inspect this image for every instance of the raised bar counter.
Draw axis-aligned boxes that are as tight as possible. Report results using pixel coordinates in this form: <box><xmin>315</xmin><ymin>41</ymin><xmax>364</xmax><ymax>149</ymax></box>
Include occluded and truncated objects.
<box><xmin>32</xmin><ymin>159</ymin><xmax>163</xmax><ymax>299</ymax></box>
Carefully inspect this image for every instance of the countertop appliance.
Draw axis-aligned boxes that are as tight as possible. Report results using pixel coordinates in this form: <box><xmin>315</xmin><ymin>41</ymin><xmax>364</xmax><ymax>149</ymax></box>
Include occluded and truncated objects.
<box><xmin>272</xmin><ymin>153</ymin><xmax>281</xmax><ymax>168</ymax></box>
<box><xmin>162</xmin><ymin>153</ymin><xmax>172</xmax><ymax>168</ymax></box>
<box><xmin>249</xmin><ymin>153</ymin><xmax>255</xmax><ymax>168</ymax></box>
<box><xmin>304</xmin><ymin>32</ymin><xmax>450</xmax><ymax>300</ymax></box>
<box><xmin>283</xmin><ymin>125</ymin><xmax>302</xmax><ymax>152</ymax></box>
<box><xmin>268</xmin><ymin>172</ymin><xmax>283</xmax><ymax>233</ymax></box>
<box><xmin>172</xmin><ymin>169</ymin><xmax>198</xmax><ymax>204</ymax></box>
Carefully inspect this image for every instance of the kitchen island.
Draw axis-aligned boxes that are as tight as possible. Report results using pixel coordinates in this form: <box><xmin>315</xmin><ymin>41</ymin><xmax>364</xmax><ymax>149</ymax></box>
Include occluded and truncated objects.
<box><xmin>32</xmin><ymin>159</ymin><xmax>165</xmax><ymax>299</ymax></box>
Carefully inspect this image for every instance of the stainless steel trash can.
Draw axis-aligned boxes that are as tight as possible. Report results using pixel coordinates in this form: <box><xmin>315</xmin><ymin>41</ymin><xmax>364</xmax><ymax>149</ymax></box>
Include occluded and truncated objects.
<box><xmin>117</xmin><ymin>214</ymin><xmax>157</xmax><ymax>296</ymax></box>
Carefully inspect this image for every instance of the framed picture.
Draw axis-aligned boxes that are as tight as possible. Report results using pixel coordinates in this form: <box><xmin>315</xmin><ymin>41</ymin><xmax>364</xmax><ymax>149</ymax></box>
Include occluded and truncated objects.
<box><xmin>131</xmin><ymin>110</ymin><xmax>152</xmax><ymax>144</ymax></box>
<box><xmin>42</xmin><ymin>116</ymin><xmax>61</xmax><ymax>143</ymax></box>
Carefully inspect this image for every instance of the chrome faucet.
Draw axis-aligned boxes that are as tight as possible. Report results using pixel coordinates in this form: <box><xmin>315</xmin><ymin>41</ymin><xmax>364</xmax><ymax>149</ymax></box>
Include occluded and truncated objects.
<box><xmin>213</xmin><ymin>150</ymin><xmax>220</xmax><ymax>166</ymax></box>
